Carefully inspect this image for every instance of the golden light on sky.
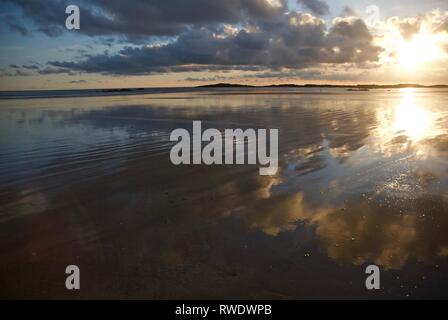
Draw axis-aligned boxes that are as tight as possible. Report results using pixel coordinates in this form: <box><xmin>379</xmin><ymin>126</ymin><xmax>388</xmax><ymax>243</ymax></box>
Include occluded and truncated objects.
<box><xmin>1</xmin><ymin>1</ymin><xmax>448</xmax><ymax>89</ymax></box>
<box><xmin>375</xmin><ymin>10</ymin><xmax>448</xmax><ymax>78</ymax></box>
<box><xmin>396</xmin><ymin>30</ymin><xmax>448</xmax><ymax>71</ymax></box>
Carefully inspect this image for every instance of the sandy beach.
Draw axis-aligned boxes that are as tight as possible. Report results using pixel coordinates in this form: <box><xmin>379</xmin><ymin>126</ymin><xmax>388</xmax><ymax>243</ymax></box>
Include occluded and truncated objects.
<box><xmin>1</xmin><ymin>87</ymin><xmax>448</xmax><ymax>298</ymax></box>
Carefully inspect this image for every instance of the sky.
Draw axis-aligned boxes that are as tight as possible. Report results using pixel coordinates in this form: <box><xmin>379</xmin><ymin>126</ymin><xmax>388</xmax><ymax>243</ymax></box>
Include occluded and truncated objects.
<box><xmin>1</xmin><ymin>0</ymin><xmax>448</xmax><ymax>90</ymax></box>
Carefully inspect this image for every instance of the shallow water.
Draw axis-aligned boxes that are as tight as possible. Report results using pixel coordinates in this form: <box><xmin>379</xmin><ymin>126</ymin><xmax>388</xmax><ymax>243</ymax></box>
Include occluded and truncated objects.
<box><xmin>1</xmin><ymin>88</ymin><xmax>448</xmax><ymax>299</ymax></box>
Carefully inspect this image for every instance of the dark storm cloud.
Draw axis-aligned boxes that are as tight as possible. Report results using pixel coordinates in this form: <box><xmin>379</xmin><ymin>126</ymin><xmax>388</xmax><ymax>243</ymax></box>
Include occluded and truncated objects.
<box><xmin>22</xmin><ymin>64</ymin><xmax>40</xmax><ymax>70</ymax></box>
<box><xmin>49</xmin><ymin>14</ymin><xmax>382</xmax><ymax>75</ymax></box>
<box><xmin>37</xmin><ymin>67</ymin><xmax>75</xmax><ymax>75</ymax></box>
<box><xmin>4</xmin><ymin>14</ymin><xmax>29</xmax><ymax>36</ymax></box>
<box><xmin>6</xmin><ymin>0</ymin><xmax>287</xmax><ymax>38</ymax></box>
<box><xmin>297</xmin><ymin>0</ymin><xmax>329</xmax><ymax>16</ymax></box>
<box><xmin>94</xmin><ymin>37</ymin><xmax>116</xmax><ymax>47</ymax></box>
<box><xmin>3</xmin><ymin>0</ymin><xmax>383</xmax><ymax>77</ymax></box>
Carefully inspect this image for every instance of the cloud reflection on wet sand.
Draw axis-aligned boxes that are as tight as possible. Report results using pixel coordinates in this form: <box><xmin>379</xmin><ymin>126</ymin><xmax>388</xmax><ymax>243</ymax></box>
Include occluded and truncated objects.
<box><xmin>1</xmin><ymin>88</ymin><xmax>448</xmax><ymax>298</ymax></box>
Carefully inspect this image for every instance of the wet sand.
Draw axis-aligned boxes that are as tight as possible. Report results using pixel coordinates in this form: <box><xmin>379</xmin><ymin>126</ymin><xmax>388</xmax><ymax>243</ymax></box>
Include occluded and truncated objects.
<box><xmin>1</xmin><ymin>88</ymin><xmax>448</xmax><ymax>299</ymax></box>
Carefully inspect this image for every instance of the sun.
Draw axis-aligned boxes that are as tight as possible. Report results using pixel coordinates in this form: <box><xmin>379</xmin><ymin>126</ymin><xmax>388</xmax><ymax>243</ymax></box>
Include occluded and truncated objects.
<box><xmin>397</xmin><ymin>30</ymin><xmax>446</xmax><ymax>71</ymax></box>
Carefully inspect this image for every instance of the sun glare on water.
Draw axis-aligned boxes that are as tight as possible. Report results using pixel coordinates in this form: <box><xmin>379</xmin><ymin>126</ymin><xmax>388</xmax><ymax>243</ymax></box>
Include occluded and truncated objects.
<box><xmin>374</xmin><ymin>88</ymin><xmax>438</xmax><ymax>157</ymax></box>
<box><xmin>392</xmin><ymin>88</ymin><xmax>434</xmax><ymax>141</ymax></box>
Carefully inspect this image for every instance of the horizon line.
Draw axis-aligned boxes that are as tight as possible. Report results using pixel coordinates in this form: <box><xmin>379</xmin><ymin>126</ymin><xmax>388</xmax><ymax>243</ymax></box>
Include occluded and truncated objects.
<box><xmin>2</xmin><ymin>82</ymin><xmax>448</xmax><ymax>93</ymax></box>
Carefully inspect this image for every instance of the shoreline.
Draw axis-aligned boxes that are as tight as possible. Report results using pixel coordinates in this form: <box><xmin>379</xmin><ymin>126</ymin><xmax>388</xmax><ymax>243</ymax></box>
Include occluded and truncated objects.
<box><xmin>1</xmin><ymin>83</ymin><xmax>448</xmax><ymax>100</ymax></box>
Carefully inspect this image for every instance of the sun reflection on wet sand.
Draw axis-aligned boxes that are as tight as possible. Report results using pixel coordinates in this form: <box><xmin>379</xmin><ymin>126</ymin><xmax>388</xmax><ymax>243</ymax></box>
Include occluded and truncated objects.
<box><xmin>373</xmin><ymin>88</ymin><xmax>440</xmax><ymax>158</ymax></box>
<box><xmin>393</xmin><ymin>88</ymin><xmax>434</xmax><ymax>141</ymax></box>
<box><xmin>1</xmin><ymin>88</ymin><xmax>448</xmax><ymax>298</ymax></box>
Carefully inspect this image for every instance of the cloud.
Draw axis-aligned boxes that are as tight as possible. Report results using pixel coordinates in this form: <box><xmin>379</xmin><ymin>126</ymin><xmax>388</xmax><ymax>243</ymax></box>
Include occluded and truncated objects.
<box><xmin>22</xmin><ymin>64</ymin><xmax>40</xmax><ymax>70</ymax></box>
<box><xmin>37</xmin><ymin>67</ymin><xmax>76</xmax><ymax>75</ymax></box>
<box><xmin>341</xmin><ymin>6</ymin><xmax>356</xmax><ymax>17</ymax></box>
<box><xmin>400</xmin><ymin>18</ymin><xmax>422</xmax><ymax>40</ymax></box>
<box><xmin>185</xmin><ymin>76</ymin><xmax>228</xmax><ymax>82</ymax></box>
<box><xmin>388</xmin><ymin>10</ymin><xmax>448</xmax><ymax>38</ymax></box>
<box><xmin>435</xmin><ymin>13</ymin><xmax>448</xmax><ymax>33</ymax></box>
<box><xmin>6</xmin><ymin>0</ymin><xmax>287</xmax><ymax>38</ymax></box>
<box><xmin>48</xmin><ymin>13</ymin><xmax>382</xmax><ymax>76</ymax></box>
<box><xmin>69</xmin><ymin>79</ymin><xmax>87</xmax><ymax>84</ymax></box>
<box><xmin>1</xmin><ymin>69</ymin><xmax>33</xmax><ymax>77</ymax></box>
<box><xmin>389</xmin><ymin>16</ymin><xmax>422</xmax><ymax>40</ymax></box>
<box><xmin>4</xmin><ymin>15</ymin><xmax>29</xmax><ymax>36</ymax></box>
<box><xmin>297</xmin><ymin>0</ymin><xmax>329</xmax><ymax>16</ymax></box>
